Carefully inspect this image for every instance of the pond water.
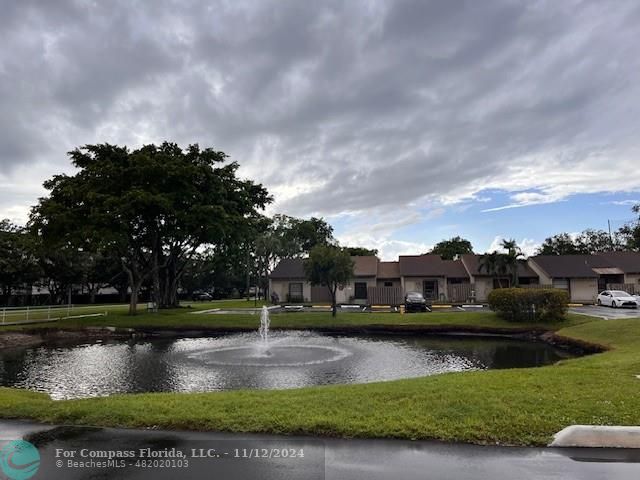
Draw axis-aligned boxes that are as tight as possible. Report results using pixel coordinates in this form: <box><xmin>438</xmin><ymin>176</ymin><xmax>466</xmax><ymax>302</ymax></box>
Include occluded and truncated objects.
<box><xmin>0</xmin><ymin>331</ymin><xmax>575</xmax><ymax>399</ymax></box>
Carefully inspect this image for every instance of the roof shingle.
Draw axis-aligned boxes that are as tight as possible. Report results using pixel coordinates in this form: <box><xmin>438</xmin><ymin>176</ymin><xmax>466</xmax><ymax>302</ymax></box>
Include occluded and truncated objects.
<box><xmin>461</xmin><ymin>254</ymin><xmax>538</xmax><ymax>278</ymax></box>
<box><xmin>595</xmin><ymin>251</ymin><xmax>640</xmax><ymax>274</ymax></box>
<box><xmin>529</xmin><ymin>255</ymin><xmax>610</xmax><ymax>278</ymax></box>
<box><xmin>399</xmin><ymin>255</ymin><xmax>469</xmax><ymax>278</ymax></box>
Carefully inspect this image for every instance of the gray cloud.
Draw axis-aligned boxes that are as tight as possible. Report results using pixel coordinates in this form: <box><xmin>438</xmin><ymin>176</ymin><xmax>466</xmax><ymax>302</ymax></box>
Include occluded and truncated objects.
<box><xmin>1</xmin><ymin>0</ymin><xmax>640</xmax><ymax>225</ymax></box>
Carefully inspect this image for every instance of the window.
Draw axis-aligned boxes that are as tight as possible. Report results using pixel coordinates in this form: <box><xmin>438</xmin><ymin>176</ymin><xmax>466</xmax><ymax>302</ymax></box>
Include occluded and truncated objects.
<box><xmin>384</xmin><ymin>281</ymin><xmax>393</xmax><ymax>287</ymax></box>
<box><xmin>354</xmin><ymin>282</ymin><xmax>368</xmax><ymax>299</ymax></box>
<box><xmin>288</xmin><ymin>283</ymin><xmax>303</xmax><ymax>301</ymax></box>
<box><xmin>492</xmin><ymin>278</ymin><xmax>510</xmax><ymax>289</ymax></box>
<box><xmin>552</xmin><ymin>278</ymin><xmax>569</xmax><ymax>290</ymax></box>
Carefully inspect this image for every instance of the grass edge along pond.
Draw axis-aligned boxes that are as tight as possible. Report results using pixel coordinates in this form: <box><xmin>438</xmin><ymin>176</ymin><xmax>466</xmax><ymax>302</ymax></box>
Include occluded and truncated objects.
<box><xmin>1</xmin><ymin>310</ymin><xmax>640</xmax><ymax>446</ymax></box>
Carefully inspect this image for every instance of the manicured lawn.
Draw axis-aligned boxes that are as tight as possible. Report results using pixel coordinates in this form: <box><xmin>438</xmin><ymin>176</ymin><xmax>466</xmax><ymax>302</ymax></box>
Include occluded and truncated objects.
<box><xmin>1</xmin><ymin>309</ymin><xmax>639</xmax><ymax>446</ymax></box>
<box><xmin>0</xmin><ymin>308</ymin><xmax>592</xmax><ymax>331</ymax></box>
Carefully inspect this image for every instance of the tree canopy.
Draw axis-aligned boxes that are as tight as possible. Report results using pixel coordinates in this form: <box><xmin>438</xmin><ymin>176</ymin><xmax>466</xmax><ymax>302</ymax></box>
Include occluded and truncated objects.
<box><xmin>343</xmin><ymin>246</ymin><xmax>378</xmax><ymax>256</ymax></box>
<box><xmin>537</xmin><ymin>229</ymin><xmax>624</xmax><ymax>255</ymax></box>
<box><xmin>30</xmin><ymin>142</ymin><xmax>271</xmax><ymax>314</ymax></box>
<box><xmin>428</xmin><ymin>236</ymin><xmax>474</xmax><ymax>260</ymax></box>
<box><xmin>618</xmin><ymin>204</ymin><xmax>640</xmax><ymax>251</ymax></box>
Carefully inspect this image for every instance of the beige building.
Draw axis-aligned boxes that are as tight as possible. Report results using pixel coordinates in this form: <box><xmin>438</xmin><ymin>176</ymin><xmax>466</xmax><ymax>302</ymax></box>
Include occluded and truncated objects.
<box><xmin>528</xmin><ymin>254</ymin><xmax>624</xmax><ymax>302</ymax></box>
<box><xmin>269</xmin><ymin>251</ymin><xmax>640</xmax><ymax>305</ymax></box>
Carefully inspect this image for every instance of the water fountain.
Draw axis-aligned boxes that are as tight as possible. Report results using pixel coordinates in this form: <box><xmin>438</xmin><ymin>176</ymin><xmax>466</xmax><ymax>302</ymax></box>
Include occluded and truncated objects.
<box><xmin>259</xmin><ymin>306</ymin><xmax>270</xmax><ymax>343</ymax></box>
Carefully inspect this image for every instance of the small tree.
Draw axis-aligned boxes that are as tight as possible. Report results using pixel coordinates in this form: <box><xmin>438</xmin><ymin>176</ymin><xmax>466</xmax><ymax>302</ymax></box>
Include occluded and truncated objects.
<box><xmin>500</xmin><ymin>238</ymin><xmax>524</xmax><ymax>287</ymax></box>
<box><xmin>478</xmin><ymin>251</ymin><xmax>509</xmax><ymax>288</ymax></box>
<box><xmin>304</xmin><ymin>246</ymin><xmax>354</xmax><ymax>317</ymax></box>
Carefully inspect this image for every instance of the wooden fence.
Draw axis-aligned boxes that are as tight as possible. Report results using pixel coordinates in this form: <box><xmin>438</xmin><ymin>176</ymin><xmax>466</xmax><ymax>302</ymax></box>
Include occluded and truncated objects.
<box><xmin>367</xmin><ymin>287</ymin><xmax>404</xmax><ymax>306</ymax></box>
<box><xmin>446</xmin><ymin>284</ymin><xmax>473</xmax><ymax>303</ymax></box>
<box><xmin>607</xmin><ymin>283</ymin><xmax>639</xmax><ymax>295</ymax></box>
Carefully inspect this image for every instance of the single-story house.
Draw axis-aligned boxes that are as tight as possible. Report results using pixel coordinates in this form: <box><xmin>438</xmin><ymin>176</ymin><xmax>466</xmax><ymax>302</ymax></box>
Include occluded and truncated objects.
<box><xmin>399</xmin><ymin>255</ymin><xmax>470</xmax><ymax>302</ymax></box>
<box><xmin>460</xmin><ymin>254</ymin><xmax>539</xmax><ymax>302</ymax></box>
<box><xmin>527</xmin><ymin>255</ymin><xmax>609</xmax><ymax>303</ymax></box>
<box><xmin>269</xmin><ymin>256</ymin><xmax>382</xmax><ymax>304</ymax></box>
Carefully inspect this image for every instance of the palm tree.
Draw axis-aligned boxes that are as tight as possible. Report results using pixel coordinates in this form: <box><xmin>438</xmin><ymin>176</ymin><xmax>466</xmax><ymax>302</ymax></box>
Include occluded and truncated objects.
<box><xmin>500</xmin><ymin>239</ymin><xmax>524</xmax><ymax>287</ymax></box>
<box><xmin>478</xmin><ymin>251</ymin><xmax>510</xmax><ymax>288</ymax></box>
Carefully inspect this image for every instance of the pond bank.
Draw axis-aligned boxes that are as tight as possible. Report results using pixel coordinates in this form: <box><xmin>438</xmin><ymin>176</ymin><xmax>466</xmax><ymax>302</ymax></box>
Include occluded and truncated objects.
<box><xmin>0</xmin><ymin>323</ymin><xmax>606</xmax><ymax>356</ymax></box>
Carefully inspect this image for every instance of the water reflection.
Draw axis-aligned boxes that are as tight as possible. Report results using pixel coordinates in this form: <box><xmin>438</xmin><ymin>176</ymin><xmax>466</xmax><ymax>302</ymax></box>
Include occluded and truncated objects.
<box><xmin>0</xmin><ymin>332</ymin><xmax>575</xmax><ymax>400</ymax></box>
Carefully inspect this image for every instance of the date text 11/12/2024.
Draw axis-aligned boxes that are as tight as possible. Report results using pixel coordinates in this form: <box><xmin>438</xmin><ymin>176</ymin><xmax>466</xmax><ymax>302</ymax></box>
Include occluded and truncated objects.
<box><xmin>55</xmin><ymin>447</ymin><xmax>306</xmax><ymax>460</ymax></box>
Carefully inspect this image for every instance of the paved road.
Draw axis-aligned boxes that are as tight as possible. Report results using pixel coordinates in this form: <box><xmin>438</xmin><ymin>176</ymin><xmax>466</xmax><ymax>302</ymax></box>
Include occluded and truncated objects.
<box><xmin>1</xmin><ymin>421</ymin><xmax>638</xmax><ymax>479</ymax></box>
<box><xmin>570</xmin><ymin>305</ymin><xmax>640</xmax><ymax>320</ymax></box>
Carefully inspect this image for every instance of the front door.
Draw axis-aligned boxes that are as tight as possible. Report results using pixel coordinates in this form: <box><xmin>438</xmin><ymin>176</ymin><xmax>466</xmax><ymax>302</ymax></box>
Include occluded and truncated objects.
<box><xmin>423</xmin><ymin>280</ymin><xmax>438</xmax><ymax>300</ymax></box>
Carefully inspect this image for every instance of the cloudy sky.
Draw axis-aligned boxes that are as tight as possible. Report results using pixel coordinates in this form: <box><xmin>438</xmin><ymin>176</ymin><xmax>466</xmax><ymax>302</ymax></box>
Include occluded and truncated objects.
<box><xmin>2</xmin><ymin>0</ymin><xmax>640</xmax><ymax>259</ymax></box>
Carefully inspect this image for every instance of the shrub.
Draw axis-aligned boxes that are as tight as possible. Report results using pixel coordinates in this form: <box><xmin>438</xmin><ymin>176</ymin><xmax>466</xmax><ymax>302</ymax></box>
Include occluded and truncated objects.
<box><xmin>487</xmin><ymin>288</ymin><xmax>569</xmax><ymax>323</ymax></box>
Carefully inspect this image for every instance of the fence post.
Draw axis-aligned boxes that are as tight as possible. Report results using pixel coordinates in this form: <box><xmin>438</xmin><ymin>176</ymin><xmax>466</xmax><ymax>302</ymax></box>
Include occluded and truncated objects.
<box><xmin>26</xmin><ymin>306</ymin><xmax>29</xmax><ymax>322</ymax></box>
<box><xmin>48</xmin><ymin>305</ymin><xmax>51</xmax><ymax>320</ymax></box>
<box><xmin>2</xmin><ymin>308</ymin><xmax>4</xmax><ymax>324</ymax></box>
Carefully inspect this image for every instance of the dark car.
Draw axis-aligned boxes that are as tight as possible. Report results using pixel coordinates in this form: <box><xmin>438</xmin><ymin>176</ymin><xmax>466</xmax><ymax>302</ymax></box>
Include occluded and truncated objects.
<box><xmin>404</xmin><ymin>291</ymin><xmax>428</xmax><ymax>312</ymax></box>
<box><xmin>193</xmin><ymin>292</ymin><xmax>213</xmax><ymax>301</ymax></box>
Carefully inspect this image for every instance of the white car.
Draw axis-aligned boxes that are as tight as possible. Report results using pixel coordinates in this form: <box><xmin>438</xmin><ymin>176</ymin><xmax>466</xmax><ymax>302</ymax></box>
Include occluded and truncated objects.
<box><xmin>597</xmin><ymin>290</ymin><xmax>639</xmax><ymax>309</ymax></box>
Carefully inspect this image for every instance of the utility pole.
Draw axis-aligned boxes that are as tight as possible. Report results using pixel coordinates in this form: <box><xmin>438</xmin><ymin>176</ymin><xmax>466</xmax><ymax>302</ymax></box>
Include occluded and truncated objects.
<box><xmin>608</xmin><ymin>219</ymin><xmax>614</xmax><ymax>250</ymax></box>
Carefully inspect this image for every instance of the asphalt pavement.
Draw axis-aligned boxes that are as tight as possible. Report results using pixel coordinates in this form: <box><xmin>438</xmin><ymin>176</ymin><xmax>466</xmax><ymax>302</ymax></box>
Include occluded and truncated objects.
<box><xmin>1</xmin><ymin>421</ymin><xmax>638</xmax><ymax>480</ymax></box>
<box><xmin>569</xmin><ymin>305</ymin><xmax>640</xmax><ymax>320</ymax></box>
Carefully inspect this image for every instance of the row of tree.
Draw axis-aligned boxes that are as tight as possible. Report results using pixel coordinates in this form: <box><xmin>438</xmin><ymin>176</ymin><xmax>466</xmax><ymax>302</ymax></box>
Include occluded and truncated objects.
<box><xmin>0</xmin><ymin>142</ymin><xmax>371</xmax><ymax>314</ymax></box>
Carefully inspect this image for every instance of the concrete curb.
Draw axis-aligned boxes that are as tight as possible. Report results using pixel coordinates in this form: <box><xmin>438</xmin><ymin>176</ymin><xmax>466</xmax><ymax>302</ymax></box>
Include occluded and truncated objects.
<box><xmin>550</xmin><ymin>425</ymin><xmax>640</xmax><ymax>448</ymax></box>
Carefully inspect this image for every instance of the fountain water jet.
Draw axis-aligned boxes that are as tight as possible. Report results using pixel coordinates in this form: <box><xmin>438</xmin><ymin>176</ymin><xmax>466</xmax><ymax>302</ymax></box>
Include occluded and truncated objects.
<box><xmin>259</xmin><ymin>306</ymin><xmax>270</xmax><ymax>343</ymax></box>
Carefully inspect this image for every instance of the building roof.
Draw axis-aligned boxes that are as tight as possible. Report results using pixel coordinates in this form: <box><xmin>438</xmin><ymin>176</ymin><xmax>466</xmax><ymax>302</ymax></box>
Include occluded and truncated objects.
<box><xmin>528</xmin><ymin>255</ymin><xmax>610</xmax><ymax>278</ymax></box>
<box><xmin>353</xmin><ymin>256</ymin><xmax>379</xmax><ymax>276</ymax></box>
<box><xmin>377</xmin><ymin>261</ymin><xmax>400</xmax><ymax>279</ymax></box>
<box><xmin>270</xmin><ymin>255</ymin><xmax>379</xmax><ymax>279</ymax></box>
<box><xmin>460</xmin><ymin>254</ymin><xmax>538</xmax><ymax>278</ymax></box>
<box><xmin>595</xmin><ymin>251</ymin><xmax>640</xmax><ymax>274</ymax></box>
<box><xmin>269</xmin><ymin>258</ymin><xmax>306</xmax><ymax>279</ymax></box>
<box><xmin>399</xmin><ymin>255</ymin><xmax>469</xmax><ymax>278</ymax></box>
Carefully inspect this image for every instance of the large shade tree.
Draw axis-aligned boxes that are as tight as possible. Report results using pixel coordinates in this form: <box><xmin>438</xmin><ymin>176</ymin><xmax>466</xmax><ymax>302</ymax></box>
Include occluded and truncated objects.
<box><xmin>30</xmin><ymin>142</ymin><xmax>270</xmax><ymax>314</ymax></box>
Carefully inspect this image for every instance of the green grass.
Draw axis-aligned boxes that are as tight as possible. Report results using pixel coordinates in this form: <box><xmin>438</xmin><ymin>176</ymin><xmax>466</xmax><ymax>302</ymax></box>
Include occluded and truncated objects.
<box><xmin>0</xmin><ymin>307</ymin><xmax>593</xmax><ymax>331</ymax></box>
<box><xmin>1</xmin><ymin>309</ymin><xmax>639</xmax><ymax>446</ymax></box>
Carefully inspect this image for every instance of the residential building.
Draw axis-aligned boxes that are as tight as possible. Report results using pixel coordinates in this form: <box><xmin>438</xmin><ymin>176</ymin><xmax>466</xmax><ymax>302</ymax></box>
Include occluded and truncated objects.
<box><xmin>269</xmin><ymin>251</ymin><xmax>640</xmax><ymax>305</ymax></box>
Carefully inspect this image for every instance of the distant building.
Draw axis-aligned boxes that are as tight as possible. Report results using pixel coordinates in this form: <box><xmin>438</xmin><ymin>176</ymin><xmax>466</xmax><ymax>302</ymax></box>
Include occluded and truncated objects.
<box><xmin>269</xmin><ymin>251</ymin><xmax>640</xmax><ymax>304</ymax></box>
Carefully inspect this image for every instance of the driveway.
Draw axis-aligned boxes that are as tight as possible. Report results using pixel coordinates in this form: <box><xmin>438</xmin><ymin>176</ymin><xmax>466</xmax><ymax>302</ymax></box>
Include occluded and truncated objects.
<box><xmin>570</xmin><ymin>305</ymin><xmax>640</xmax><ymax>320</ymax></box>
<box><xmin>1</xmin><ymin>421</ymin><xmax>639</xmax><ymax>480</ymax></box>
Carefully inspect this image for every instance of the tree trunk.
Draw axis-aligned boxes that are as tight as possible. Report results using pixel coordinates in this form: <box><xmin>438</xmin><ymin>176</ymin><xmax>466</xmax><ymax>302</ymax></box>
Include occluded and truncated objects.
<box><xmin>129</xmin><ymin>284</ymin><xmax>139</xmax><ymax>315</ymax></box>
<box><xmin>89</xmin><ymin>285</ymin><xmax>97</xmax><ymax>304</ymax></box>
<box><xmin>330</xmin><ymin>285</ymin><xmax>337</xmax><ymax>317</ymax></box>
<box><xmin>123</xmin><ymin>261</ymin><xmax>142</xmax><ymax>315</ymax></box>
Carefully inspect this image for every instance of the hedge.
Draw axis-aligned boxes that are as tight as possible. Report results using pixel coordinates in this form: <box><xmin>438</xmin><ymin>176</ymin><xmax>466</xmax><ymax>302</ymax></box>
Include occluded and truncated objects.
<box><xmin>487</xmin><ymin>288</ymin><xmax>569</xmax><ymax>323</ymax></box>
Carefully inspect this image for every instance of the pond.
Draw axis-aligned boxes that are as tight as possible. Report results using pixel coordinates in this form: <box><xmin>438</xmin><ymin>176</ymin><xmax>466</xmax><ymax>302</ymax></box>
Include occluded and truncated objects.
<box><xmin>0</xmin><ymin>331</ymin><xmax>575</xmax><ymax>399</ymax></box>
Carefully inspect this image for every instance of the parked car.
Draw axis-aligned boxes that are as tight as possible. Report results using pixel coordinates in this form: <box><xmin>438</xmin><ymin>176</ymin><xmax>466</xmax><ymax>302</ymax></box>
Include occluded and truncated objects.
<box><xmin>193</xmin><ymin>292</ymin><xmax>213</xmax><ymax>301</ymax></box>
<box><xmin>404</xmin><ymin>291</ymin><xmax>428</xmax><ymax>312</ymax></box>
<box><xmin>596</xmin><ymin>290</ymin><xmax>638</xmax><ymax>308</ymax></box>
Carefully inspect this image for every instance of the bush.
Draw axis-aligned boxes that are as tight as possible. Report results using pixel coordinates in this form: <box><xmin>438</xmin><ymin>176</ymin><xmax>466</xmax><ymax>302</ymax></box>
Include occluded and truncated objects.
<box><xmin>488</xmin><ymin>288</ymin><xmax>569</xmax><ymax>323</ymax></box>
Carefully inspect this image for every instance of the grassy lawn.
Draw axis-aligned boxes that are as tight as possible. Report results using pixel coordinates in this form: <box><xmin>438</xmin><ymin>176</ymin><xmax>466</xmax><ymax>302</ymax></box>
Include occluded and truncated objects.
<box><xmin>1</xmin><ymin>309</ymin><xmax>639</xmax><ymax>446</ymax></box>
<box><xmin>1</xmin><ymin>307</ymin><xmax>593</xmax><ymax>331</ymax></box>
